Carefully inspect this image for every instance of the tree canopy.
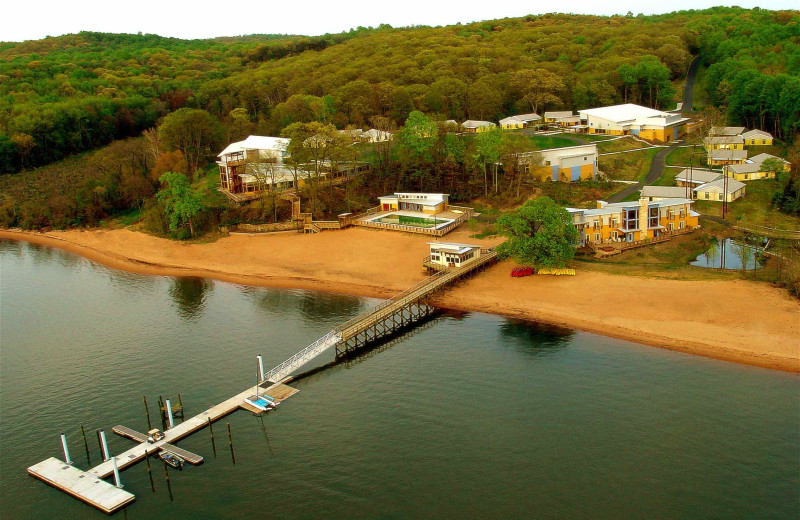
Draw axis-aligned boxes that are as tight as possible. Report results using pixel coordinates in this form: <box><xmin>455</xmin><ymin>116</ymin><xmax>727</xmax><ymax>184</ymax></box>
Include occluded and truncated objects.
<box><xmin>496</xmin><ymin>197</ymin><xmax>579</xmax><ymax>268</ymax></box>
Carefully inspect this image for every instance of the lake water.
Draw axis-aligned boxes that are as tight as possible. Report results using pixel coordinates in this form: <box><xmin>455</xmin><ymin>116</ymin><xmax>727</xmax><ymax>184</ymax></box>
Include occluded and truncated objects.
<box><xmin>691</xmin><ymin>237</ymin><xmax>763</xmax><ymax>270</ymax></box>
<box><xmin>1</xmin><ymin>239</ymin><xmax>798</xmax><ymax>519</ymax></box>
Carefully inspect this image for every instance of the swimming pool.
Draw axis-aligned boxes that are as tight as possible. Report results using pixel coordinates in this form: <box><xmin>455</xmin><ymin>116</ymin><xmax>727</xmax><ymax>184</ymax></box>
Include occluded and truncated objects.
<box><xmin>369</xmin><ymin>213</ymin><xmax>454</xmax><ymax>229</ymax></box>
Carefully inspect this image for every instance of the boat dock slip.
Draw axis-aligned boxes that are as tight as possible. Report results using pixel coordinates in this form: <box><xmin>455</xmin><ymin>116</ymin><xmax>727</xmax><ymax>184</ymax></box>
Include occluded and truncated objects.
<box><xmin>27</xmin><ymin>458</ymin><xmax>135</xmax><ymax>514</ymax></box>
<box><xmin>111</xmin><ymin>426</ymin><xmax>204</xmax><ymax>465</ymax></box>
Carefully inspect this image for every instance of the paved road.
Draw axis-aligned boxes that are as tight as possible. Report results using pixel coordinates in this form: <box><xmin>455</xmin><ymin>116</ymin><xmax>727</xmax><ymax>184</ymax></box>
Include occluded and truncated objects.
<box><xmin>605</xmin><ymin>54</ymin><xmax>701</xmax><ymax>203</ymax></box>
<box><xmin>682</xmin><ymin>55</ymin><xmax>701</xmax><ymax>113</ymax></box>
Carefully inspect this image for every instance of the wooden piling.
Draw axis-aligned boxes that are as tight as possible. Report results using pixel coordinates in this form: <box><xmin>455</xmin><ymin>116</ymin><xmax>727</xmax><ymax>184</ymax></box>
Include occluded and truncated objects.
<box><xmin>162</xmin><ymin>460</ymin><xmax>173</xmax><ymax>502</ymax></box>
<box><xmin>143</xmin><ymin>396</ymin><xmax>152</xmax><ymax>431</ymax></box>
<box><xmin>80</xmin><ymin>425</ymin><xmax>91</xmax><ymax>464</ymax></box>
<box><xmin>144</xmin><ymin>450</ymin><xmax>155</xmax><ymax>493</ymax></box>
<box><xmin>208</xmin><ymin>418</ymin><xmax>216</xmax><ymax>456</ymax></box>
<box><xmin>227</xmin><ymin>423</ymin><xmax>235</xmax><ymax>464</ymax></box>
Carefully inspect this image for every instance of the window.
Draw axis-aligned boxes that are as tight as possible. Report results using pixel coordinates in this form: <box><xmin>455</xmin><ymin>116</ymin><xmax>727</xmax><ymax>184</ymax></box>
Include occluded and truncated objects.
<box><xmin>594</xmin><ymin>233</ymin><xmax>600</xmax><ymax>242</ymax></box>
<box><xmin>705</xmin><ymin>192</ymin><xmax>710</xmax><ymax>199</ymax></box>
<box><xmin>623</xmin><ymin>209</ymin><xmax>639</xmax><ymax>230</ymax></box>
<box><xmin>679</xmin><ymin>221</ymin><xmax>685</xmax><ymax>229</ymax></box>
<box><xmin>669</xmin><ymin>223</ymin><xmax>674</xmax><ymax>231</ymax></box>
<box><xmin>668</xmin><ymin>210</ymin><xmax>675</xmax><ymax>219</ymax></box>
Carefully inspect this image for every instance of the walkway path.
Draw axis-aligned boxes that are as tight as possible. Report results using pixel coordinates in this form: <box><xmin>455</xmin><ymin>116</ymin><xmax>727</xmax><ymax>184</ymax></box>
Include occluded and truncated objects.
<box><xmin>605</xmin><ymin>54</ymin><xmax>701</xmax><ymax>203</ymax></box>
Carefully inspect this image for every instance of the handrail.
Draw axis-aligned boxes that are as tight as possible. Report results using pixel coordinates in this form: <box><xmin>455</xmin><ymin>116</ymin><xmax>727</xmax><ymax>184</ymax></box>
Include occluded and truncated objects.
<box><xmin>262</xmin><ymin>330</ymin><xmax>341</xmax><ymax>382</ymax></box>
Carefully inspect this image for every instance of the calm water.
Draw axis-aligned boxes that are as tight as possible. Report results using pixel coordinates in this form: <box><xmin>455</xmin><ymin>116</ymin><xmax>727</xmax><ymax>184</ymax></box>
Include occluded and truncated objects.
<box><xmin>691</xmin><ymin>238</ymin><xmax>763</xmax><ymax>270</ymax></box>
<box><xmin>1</xmin><ymin>240</ymin><xmax>798</xmax><ymax>519</ymax></box>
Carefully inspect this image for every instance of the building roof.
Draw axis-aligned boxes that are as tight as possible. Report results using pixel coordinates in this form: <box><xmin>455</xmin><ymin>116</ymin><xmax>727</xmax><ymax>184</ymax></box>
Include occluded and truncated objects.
<box><xmin>568</xmin><ymin>197</ymin><xmax>693</xmax><ymax>218</ymax></box>
<box><xmin>362</xmin><ymin>128</ymin><xmax>393</xmax><ymax>139</ymax></box>
<box><xmin>695</xmin><ymin>177</ymin><xmax>746</xmax><ymax>193</ymax></box>
<box><xmin>704</xmin><ymin>136</ymin><xmax>744</xmax><ymax>145</ymax></box>
<box><xmin>544</xmin><ymin>111</ymin><xmax>574</xmax><ymax>119</ymax></box>
<box><xmin>500</xmin><ymin>113</ymin><xmax>541</xmax><ymax>125</ymax></box>
<box><xmin>428</xmin><ymin>242</ymin><xmax>481</xmax><ymax>254</ymax></box>
<box><xmin>578</xmin><ymin>103</ymin><xmax>689</xmax><ymax>129</ymax></box>
<box><xmin>749</xmin><ymin>152</ymin><xmax>788</xmax><ymax>166</ymax></box>
<box><xmin>218</xmin><ymin>135</ymin><xmax>290</xmax><ymax>157</ymax></box>
<box><xmin>461</xmin><ymin>120</ymin><xmax>496</xmax><ymax>129</ymax></box>
<box><xmin>710</xmin><ymin>126</ymin><xmax>746</xmax><ymax>136</ymax></box>
<box><xmin>708</xmin><ymin>149</ymin><xmax>748</xmax><ymax>160</ymax></box>
<box><xmin>741</xmin><ymin>129</ymin><xmax>773</xmax><ymax>139</ymax></box>
<box><xmin>578</xmin><ymin>104</ymin><xmax>665</xmax><ymax>122</ymax></box>
<box><xmin>675</xmin><ymin>169</ymin><xmax>722</xmax><ymax>184</ymax></box>
<box><xmin>640</xmin><ymin>186</ymin><xmax>692</xmax><ymax>199</ymax></box>
<box><xmin>727</xmin><ymin>162</ymin><xmax>761</xmax><ymax>174</ymax></box>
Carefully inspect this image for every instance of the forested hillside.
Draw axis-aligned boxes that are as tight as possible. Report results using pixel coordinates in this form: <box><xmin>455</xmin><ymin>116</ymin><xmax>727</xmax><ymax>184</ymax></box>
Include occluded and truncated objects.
<box><xmin>1</xmin><ymin>7</ymin><xmax>798</xmax><ymax>175</ymax></box>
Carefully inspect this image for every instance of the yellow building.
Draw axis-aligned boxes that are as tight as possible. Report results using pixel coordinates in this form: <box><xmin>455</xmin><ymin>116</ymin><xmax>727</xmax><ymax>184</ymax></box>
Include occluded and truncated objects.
<box><xmin>741</xmin><ymin>129</ymin><xmax>774</xmax><ymax>146</ymax></box>
<box><xmin>499</xmin><ymin>113</ymin><xmax>541</xmax><ymax>130</ymax></box>
<box><xmin>567</xmin><ymin>197</ymin><xmax>699</xmax><ymax>246</ymax></box>
<box><xmin>518</xmin><ymin>144</ymin><xmax>598</xmax><ymax>182</ymax></box>
<box><xmin>703</xmin><ymin>136</ymin><xmax>744</xmax><ymax>151</ymax></box>
<box><xmin>707</xmin><ymin>149</ymin><xmax>747</xmax><ymax>167</ymax></box>
<box><xmin>726</xmin><ymin>153</ymin><xmax>790</xmax><ymax>181</ymax></box>
<box><xmin>377</xmin><ymin>193</ymin><xmax>449</xmax><ymax>214</ymax></box>
<box><xmin>544</xmin><ymin>111</ymin><xmax>574</xmax><ymax>124</ymax></box>
<box><xmin>578</xmin><ymin>104</ymin><xmax>690</xmax><ymax>143</ymax></box>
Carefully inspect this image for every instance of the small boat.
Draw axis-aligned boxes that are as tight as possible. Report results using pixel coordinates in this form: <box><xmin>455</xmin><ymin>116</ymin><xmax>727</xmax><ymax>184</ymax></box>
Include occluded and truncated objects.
<box><xmin>245</xmin><ymin>395</ymin><xmax>276</xmax><ymax>412</ymax></box>
<box><xmin>159</xmin><ymin>451</ymin><xmax>185</xmax><ymax>470</ymax></box>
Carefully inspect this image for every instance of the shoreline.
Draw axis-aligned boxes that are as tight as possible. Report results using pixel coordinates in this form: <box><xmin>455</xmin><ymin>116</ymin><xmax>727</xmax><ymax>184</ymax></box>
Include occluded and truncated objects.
<box><xmin>2</xmin><ymin>228</ymin><xmax>798</xmax><ymax>373</ymax></box>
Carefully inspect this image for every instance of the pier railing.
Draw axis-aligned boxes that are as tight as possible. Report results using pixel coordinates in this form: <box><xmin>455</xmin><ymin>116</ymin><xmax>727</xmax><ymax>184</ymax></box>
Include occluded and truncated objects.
<box><xmin>262</xmin><ymin>330</ymin><xmax>342</xmax><ymax>383</ymax></box>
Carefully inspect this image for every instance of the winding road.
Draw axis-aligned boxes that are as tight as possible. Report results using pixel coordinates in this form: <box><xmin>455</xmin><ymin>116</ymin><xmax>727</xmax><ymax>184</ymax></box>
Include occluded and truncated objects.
<box><xmin>606</xmin><ymin>55</ymin><xmax>701</xmax><ymax>203</ymax></box>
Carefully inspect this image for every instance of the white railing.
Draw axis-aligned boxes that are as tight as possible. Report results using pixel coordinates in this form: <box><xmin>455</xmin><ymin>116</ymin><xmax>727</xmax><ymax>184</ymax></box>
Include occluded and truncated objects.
<box><xmin>262</xmin><ymin>330</ymin><xmax>342</xmax><ymax>383</ymax></box>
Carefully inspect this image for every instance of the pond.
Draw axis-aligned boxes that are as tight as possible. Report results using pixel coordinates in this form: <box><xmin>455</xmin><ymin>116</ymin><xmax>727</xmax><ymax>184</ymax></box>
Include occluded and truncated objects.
<box><xmin>691</xmin><ymin>237</ymin><xmax>763</xmax><ymax>270</ymax></box>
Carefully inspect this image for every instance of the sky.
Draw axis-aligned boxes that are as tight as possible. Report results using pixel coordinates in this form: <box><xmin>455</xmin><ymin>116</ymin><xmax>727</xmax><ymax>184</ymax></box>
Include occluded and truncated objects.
<box><xmin>3</xmin><ymin>0</ymin><xmax>798</xmax><ymax>42</ymax></box>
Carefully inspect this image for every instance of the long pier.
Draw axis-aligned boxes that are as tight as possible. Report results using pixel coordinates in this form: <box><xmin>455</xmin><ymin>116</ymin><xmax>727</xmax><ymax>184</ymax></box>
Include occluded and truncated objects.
<box><xmin>28</xmin><ymin>248</ymin><xmax>497</xmax><ymax>514</ymax></box>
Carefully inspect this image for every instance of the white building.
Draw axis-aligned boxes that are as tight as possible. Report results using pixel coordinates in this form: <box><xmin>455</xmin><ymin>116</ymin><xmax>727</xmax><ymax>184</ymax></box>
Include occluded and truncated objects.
<box><xmin>217</xmin><ymin>135</ymin><xmax>291</xmax><ymax>197</ymax></box>
<box><xmin>428</xmin><ymin>242</ymin><xmax>482</xmax><ymax>268</ymax></box>
<box><xmin>694</xmin><ymin>177</ymin><xmax>746</xmax><ymax>202</ymax></box>
<box><xmin>578</xmin><ymin>103</ymin><xmax>690</xmax><ymax>142</ymax></box>
<box><xmin>517</xmin><ymin>144</ymin><xmax>598</xmax><ymax>182</ymax></box>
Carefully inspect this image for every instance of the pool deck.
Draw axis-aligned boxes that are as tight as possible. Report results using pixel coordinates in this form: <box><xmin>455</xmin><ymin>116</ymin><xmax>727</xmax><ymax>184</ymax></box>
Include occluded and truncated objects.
<box><xmin>28</xmin><ymin>382</ymin><xmax>298</xmax><ymax>514</ymax></box>
<box><xmin>357</xmin><ymin>210</ymin><xmax>468</xmax><ymax>235</ymax></box>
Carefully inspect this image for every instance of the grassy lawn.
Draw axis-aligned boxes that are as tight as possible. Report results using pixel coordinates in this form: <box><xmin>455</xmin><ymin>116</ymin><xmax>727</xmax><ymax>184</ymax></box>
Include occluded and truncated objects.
<box><xmin>578</xmin><ymin>134</ymin><xmax>621</xmax><ymax>142</ymax></box>
<box><xmin>599</xmin><ymin>147</ymin><xmax>660</xmax><ymax>182</ymax></box>
<box><xmin>525</xmin><ymin>134</ymin><xmax>578</xmax><ymax>150</ymax></box>
<box><xmin>596</xmin><ymin>137</ymin><xmax>651</xmax><ymax>154</ymax></box>
<box><xmin>665</xmin><ymin>145</ymin><xmax>707</xmax><ymax>167</ymax></box>
<box><xmin>694</xmin><ymin>179</ymin><xmax>800</xmax><ymax>231</ymax></box>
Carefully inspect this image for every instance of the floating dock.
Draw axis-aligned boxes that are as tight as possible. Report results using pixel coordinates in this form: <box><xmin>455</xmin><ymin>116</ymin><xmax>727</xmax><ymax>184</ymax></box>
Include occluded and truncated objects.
<box><xmin>27</xmin><ymin>458</ymin><xmax>135</xmax><ymax>514</ymax></box>
<box><xmin>27</xmin><ymin>382</ymin><xmax>298</xmax><ymax>514</ymax></box>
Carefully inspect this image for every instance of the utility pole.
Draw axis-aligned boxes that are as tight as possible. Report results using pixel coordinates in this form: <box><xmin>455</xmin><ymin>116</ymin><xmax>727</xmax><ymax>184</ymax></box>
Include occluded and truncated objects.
<box><xmin>722</xmin><ymin>164</ymin><xmax>729</xmax><ymax>220</ymax></box>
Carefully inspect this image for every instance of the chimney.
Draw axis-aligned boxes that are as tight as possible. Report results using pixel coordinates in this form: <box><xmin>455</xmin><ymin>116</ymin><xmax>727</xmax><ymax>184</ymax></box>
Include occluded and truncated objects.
<box><xmin>639</xmin><ymin>197</ymin><xmax>649</xmax><ymax>239</ymax></box>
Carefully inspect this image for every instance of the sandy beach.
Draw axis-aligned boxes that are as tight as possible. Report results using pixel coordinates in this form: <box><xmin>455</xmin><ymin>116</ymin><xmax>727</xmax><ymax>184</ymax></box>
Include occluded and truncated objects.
<box><xmin>2</xmin><ymin>227</ymin><xmax>798</xmax><ymax>372</ymax></box>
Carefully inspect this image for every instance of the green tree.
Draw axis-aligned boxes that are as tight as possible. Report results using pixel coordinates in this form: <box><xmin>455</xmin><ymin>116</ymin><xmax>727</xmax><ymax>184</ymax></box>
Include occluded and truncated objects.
<box><xmin>156</xmin><ymin>172</ymin><xmax>205</xmax><ymax>238</ymax></box>
<box><xmin>496</xmin><ymin>197</ymin><xmax>578</xmax><ymax>268</ymax></box>
<box><xmin>475</xmin><ymin>127</ymin><xmax>503</xmax><ymax>196</ymax></box>
<box><xmin>158</xmin><ymin>108</ymin><xmax>221</xmax><ymax>181</ymax></box>
<box><xmin>510</xmin><ymin>69</ymin><xmax>565</xmax><ymax>114</ymax></box>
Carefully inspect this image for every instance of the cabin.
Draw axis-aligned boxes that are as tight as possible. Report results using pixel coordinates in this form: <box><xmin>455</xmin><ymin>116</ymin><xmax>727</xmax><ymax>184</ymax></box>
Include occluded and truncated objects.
<box><xmin>709</xmin><ymin>126</ymin><xmax>746</xmax><ymax>137</ymax></box>
<box><xmin>544</xmin><ymin>111</ymin><xmax>573</xmax><ymax>123</ymax></box>
<box><xmin>577</xmin><ymin>103</ymin><xmax>690</xmax><ymax>143</ymax></box>
<box><xmin>741</xmin><ymin>129</ymin><xmax>774</xmax><ymax>146</ymax></box>
<box><xmin>461</xmin><ymin>120</ymin><xmax>496</xmax><ymax>133</ymax></box>
<box><xmin>427</xmin><ymin>242</ymin><xmax>482</xmax><ymax>268</ymax></box>
<box><xmin>499</xmin><ymin>113</ymin><xmax>541</xmax><ymax>130</ymax></box>
<box><xmin>707</xmin><ymin>149</ymin><xmax>747</xmax><ymax>166</ymax></box>
<box><xmin>726</xmin><ymin>153</ymin><xmax>790</xmax><ymax>181</ymax></box>
<box><xmin>217</xmin><ymin>135</ymin><xmax>292</xmax><ymax>201</ymax></box>
<box><xmin>703</xmin><ymin>136</ymin><xmax>744</xmax><ymax>151</ymax></box>
<box><xmin>567</xmin><ymin>197</ymin><xmax>699</xmax><ymax>246</ymax></box>
<box><xmin>694</xmin><ymin>177</ymin><xmax>746</xmax><ymax>202</ymax></box>
<box><xmin>517</xmin><ymin>144</ymin><xmax>598</xmax><ymax>182</ymax></box>
<box><xmin>674</xmin><ymin>168</ymin><xmax>723</xmax><ymax>187</ymax></box>
<box><xmin>378</xmin><ymin>193</ymin><xmax>449</xmax><ymax>214</ymax></box>
<box><xmin>640</xmin><ymin>186</ymin><xmax>693</xmax><ymax>201</ymax></box>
